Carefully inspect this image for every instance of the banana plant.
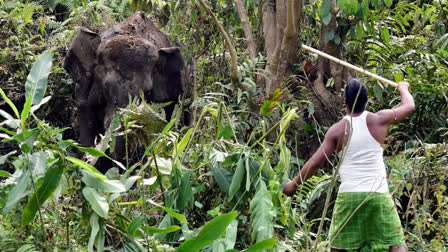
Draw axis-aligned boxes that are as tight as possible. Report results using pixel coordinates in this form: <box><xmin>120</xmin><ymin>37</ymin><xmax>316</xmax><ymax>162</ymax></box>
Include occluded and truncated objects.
<box><xmin>0</xmin><ymin>50</ymin><xmax>132</xmax><ymax>251</ymax></box>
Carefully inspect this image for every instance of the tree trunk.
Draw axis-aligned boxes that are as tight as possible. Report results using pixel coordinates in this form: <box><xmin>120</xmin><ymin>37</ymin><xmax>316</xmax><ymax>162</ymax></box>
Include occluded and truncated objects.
<box><xmin>234</xmin><ymin>0</ymin><xmax>257</xmax><ymax>61</ymax></box>
<box><xmin>311</xmin><ymin>0</ymin><xmax>348</xmax><ymax>121</ymax></box>
<box><xmin>265</xmin><ymin>0</ymin><xmax>301</xmax><ymax>96</ymax></box>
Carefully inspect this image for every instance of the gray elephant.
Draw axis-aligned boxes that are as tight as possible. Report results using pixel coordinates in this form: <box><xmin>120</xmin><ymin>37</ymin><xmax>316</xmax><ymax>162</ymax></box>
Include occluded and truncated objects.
<box><xmin>64</xmin><ymin>12</ymin><xmax>187</xmax><ymax>147</ymax></box>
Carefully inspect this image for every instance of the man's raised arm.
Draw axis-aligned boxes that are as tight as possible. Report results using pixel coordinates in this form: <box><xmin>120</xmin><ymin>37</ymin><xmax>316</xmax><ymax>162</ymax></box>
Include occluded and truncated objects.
<box><xmin>377</xmin><ymin>81</ymin><xmax>415</xmax><ymax>125</ymax></box>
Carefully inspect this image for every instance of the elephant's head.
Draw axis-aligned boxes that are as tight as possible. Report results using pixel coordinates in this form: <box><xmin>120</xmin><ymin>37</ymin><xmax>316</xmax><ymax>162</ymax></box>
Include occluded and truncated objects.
<box><xmin>64</xmin><ymin>12</ymin><xmax>188</xmax><ymax>148</ymax></box>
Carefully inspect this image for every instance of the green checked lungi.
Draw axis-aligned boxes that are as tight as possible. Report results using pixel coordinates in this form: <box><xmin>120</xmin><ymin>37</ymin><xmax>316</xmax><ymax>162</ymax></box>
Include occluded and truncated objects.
<box><xmin>329</xmin><ymin>192</ymin><xmax>405</xmax><ymax>251</ymax></box>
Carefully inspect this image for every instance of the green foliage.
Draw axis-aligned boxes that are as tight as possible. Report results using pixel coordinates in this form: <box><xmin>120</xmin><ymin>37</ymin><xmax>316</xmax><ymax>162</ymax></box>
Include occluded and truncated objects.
<box><xmin>0</xmin><ymin>0</ymin><xmax>447</xmax><ymax>251</ymax></box>
<box><xmin>249</xmin><ymin>180</ymin><xmax>275</xmax><ymax>243</ymax></box>
<box><xmin>178</xmin><ymin>211</ymin><xmax>238</xmax><ymax>252</ymax></box>
<box><xmin>21</xmin><ymin>162</ymin><xmax>65</xmax><ymax>226</ymax></box>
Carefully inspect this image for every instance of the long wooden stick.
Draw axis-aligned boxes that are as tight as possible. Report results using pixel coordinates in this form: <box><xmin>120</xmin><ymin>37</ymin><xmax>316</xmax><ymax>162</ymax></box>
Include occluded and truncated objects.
<box><xmin>301</xmin><ymin>44</ymin><xmax>398</xmax><ymax>88</ymax></box>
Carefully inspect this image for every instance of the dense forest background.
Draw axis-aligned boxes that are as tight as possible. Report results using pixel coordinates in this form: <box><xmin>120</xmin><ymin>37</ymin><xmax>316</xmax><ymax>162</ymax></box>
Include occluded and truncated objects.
<box><xmin>0</xmin><ymin>0</ymin><xmax>447</xmax><ymax>251</ymax></box>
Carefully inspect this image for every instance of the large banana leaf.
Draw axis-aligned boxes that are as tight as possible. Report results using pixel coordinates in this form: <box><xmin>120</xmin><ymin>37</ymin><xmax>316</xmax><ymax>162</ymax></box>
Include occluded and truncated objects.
<box><xmin>25</xmin><ymin>50</ymin><xmax>52</xmax><ymax>105</ymax></box>
<box><xmin>21</xmin><ymin>162</ymin><xmax>65</xmax><ymax>226</ymax></box>
<box><xmin>178</xmin><ymin>211</ymin><xmax>238</xmax><ymax>252</ymax></box>
<box><xmin>249</xmin><ymin>180</ymin><xmax>275</xmax><ymax>243</ymax></box>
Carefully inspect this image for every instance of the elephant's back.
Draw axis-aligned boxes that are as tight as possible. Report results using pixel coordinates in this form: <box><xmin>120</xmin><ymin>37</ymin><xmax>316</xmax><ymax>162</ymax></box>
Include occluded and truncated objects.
<box><xmin>101</xmin><ymin>11</ymin><xmax>171</xmax><ymax>49</ymax></box>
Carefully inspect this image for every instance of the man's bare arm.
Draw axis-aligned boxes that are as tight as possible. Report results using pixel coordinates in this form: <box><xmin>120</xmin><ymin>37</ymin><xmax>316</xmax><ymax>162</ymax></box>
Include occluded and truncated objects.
<box><xmin>376</xmin><ymin>81</ymin><xmax>415</xmax><ymax>126</ymax></box>
<box><xmin>283</xmin><ymin>124</ymin><xmax>339</xmax><ymax>195</ymax></box>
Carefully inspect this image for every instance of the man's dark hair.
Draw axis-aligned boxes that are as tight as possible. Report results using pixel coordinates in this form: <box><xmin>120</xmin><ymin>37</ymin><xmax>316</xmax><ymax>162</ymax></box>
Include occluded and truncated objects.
<box><xmin>345</xmin><ymin>78</ymin><xmax>368</xmax><ymax>113</ymax></box>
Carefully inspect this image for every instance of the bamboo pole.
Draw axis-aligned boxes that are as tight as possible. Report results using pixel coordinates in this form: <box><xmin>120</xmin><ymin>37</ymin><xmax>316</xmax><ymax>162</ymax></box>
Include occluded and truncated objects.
<box><xmin>301</xmin><ymin>44</ymin><xmax>398</xmax><ymax>88</ymax></box>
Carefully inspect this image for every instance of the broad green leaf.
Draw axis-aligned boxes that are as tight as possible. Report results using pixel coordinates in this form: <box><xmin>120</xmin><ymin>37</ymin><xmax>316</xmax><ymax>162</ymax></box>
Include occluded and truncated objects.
<box><xmin>0</xmin><ymin>109</ymin><xmax>20</xmax><ymax>129</ymax></box>
<box><xmin>16</xmin><ymin>129</ymin><xmax>39</xmax><ymax>153</ymax></box>
<box><xmin>153</xmin><ymin>214</ymin><xmax>172</xmax><ymax>240</ymax></box>
<box><xmin>178</xmin><ymin>211</ymin><xmax>238</xmax><ymax>252</ymax></box>
<box><xmin>0</xmin><ymin>170</ymin><xmax>12</xmax><ymax>177</ymax></box>
<box><xmin>141</xmin><ymin>225</ymin><xmax>180</xmax><ymax>234</ymax></box>
<box><xmin>249</xmin><ymin>180</ymin><xmax>275</xmax><ymax>242</ymax></box>
<box><xmin>394</xmin><ymin>72</ymin><xmax>404</xmax><ymax>82</ymax></box>
<box><xmin>159</xmin><ymin>205</ymin><xmax>187</xmax><ymax>223</ymax></box>
<box><xmin>161</xmin><ymin>118</ymin><xmax>175</xmax><ymax>136</ymax></box>
<box><xmin>244</xmin><ymin>238</ymin><xmax>278</xmax><ymax>252</ymax></box>
<box><xmin>381</xmin><ymin>27</ymin><xmax>390</xmax><ymax>43</ymax></box>
<box><xmin>228</xmin><ymin>156</ymin><xmax>245</xmax><ymax>201</ymax></box>
<box><xmin>324</xmin><ymin>29</ymin><xmax>335</xmax><ymax>44</ymax></box>
<box><xmin>372</xmin><ymin>0</ymin><xmax>381</xmax><ymax>10</ymax></box>
<box><xmin>142</xmin><ymin>176</ymin><xmax>157</xmax><ymax>186</ymax></box>
<box><xmin>3</xmin><ymin>170</ymin><xmax>31</xmax><ymax>214</ymax></box>
<box><xmin>21</xmin><ymin>164</ymin><xmax>65</xmax><ymax>226</ymax></box>
<box><xmin>25</xmin><ymin>50</ymin><xmax>52</xmax><ymax>105</ymax></box>
<box><xmin>124</xmin><ymin>175</ymin><xmax>140</xmax><ymax>191</ymax></box>
<box><xmin>82</xmin><ymin>187</ymin><xmax>109</xmax><ymax>219</ymax></box>
<box><xmin>245</xmin><ymin>154</ymin><xmax>251</xmax><ymax>191</ymax></box>
<box><xmin>355</xmin><ymin>23</ymin><xmax>364</xmax><ymax>40</ymax></box>
<box><xmin>150</xmin><ymin>157</ymin><xmax>172</xmax><ymax>175</ymax></box>
<box><xmin>128</xmin><ymin>216</ymin><xmax>144</xmax><ymax>236</ymax></box>
<box><xmin>89</xmin><ymin>213</ymin><xmax>100</xmax><ymax>252</ymax></box>
<box><xmin>260</xmin><ymin>89</ymin><xmax>282</xmax><ymax>116</ymax></box>
<box><xmin>30</xmin><ymin>95</ymin><xmax>51</xmax><ymax>113</ymax></box>
<box><xmin>0</xmin><ymin>126</ymin><xmax>16</xmax><ymax>136</ymax></box>
<box><xmin>66</xmin><ymin>157</ymin><xmax>107</xmax><ymax>180</ymax></box>
<box><xmin>96</xmin><ymin>219</ymin><xmax>106</xmax><ymax>252</ymax></box>
<box><xmin>373</xmin><ymin>84</ymin><xmax>383</xmax><ymax>100</ymax></box>
<box><xmin>320</xmin><ymin>0</ymin><xmax>330</xmax><ymax>19</ymax></box>
<box><xmin>334</xmin><ymin>34</ymin><xmax>341</xmax><ymax>45</ymax></box>
<box><xmin>81</xmin><ymin>170</ymin><xmax>125</xmax><ymax>193</ymax></box>
<box><xmin>211</xmin><ymin>219</ymin><xmax>238</xmax><ymax>252</ymax></box>
<box><xmin>0</xmin><ymin>150</ymin><xmax>17</xmax><ymax>165</ymax></box>
<box><xmin>348</xmin><ymin>0</ymin><xmax>358</xmax><ymax>15</ymax></box>
<box><xmin>62</xmin><ymin>141</ymin><xmax>111</xmax><ymax>159</ymax></box>
<box><xmin>384</xmin><ymin>0</ymin><xmax>392</xmax><ymax>7</ymax></box>
<box><xmin>212</xmin><ymin>164</ymin><xmax>233</xmax><ymax>195</ymax></box>
<box><xmin>361</xmin><ymin>0</ymin><xmax>369</xmax><ymax>20</ymax></box>
<box><xmin>174</xmin><ymin>128</ymin><xmax>192</xmax><ymax>156</ymax></box>
<box><xmin>20</xmin><ymin>93</ymin><xmax>32</xmax><ymax>128</ymax></box>
<box><xmin>178</xmin><ymin>170</ymin><xmax>193</xmax><ymax>211</ymax></box>
<box><xmin>322</xmin><ymin>13</ymin><xmax>332</xmax><ymax>26</ymax></box>
<box><xmin>30</xmin><ymin>151</ymin><xmax>47</xmax><ymax>177</ymax></box>
<box><xmin>16</xmin><ymin>244</ymin><xmax>38</xmax><ymax>252</ymax></box>
<box><xmin>337</xmin><ymin>0</ymin><xmax>346</xmax><ymax>9</ymax></box>
<box><xmin>218</xmin><ymin>125</ymin><xmax>233</xmax><ymax>140</ymax></box>
<box><xmin>0</xmin><ymin>88</ymin><xmax>20</xmax><ymax>119</ymax></box>
<box><xmin>280</xmin><ymin>108</ymin><xmax>297</xmax><ymax>135</ymax></box>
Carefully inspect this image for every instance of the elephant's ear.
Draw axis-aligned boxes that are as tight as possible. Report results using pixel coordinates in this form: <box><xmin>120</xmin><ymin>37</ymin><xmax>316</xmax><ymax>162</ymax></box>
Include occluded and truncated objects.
<box><xmin>64</xmin><ymin>28</ymin><xmax>100</xmax><ymax>77</ymax></box>
<box><xmin>154</xmin><ymin>46</ymin><xmax>187</xmax><ymax>102</ymax></box>
<box><xmin>158</xmin><ymin>47</ymin><xmax>180</xmax><ymax>56</ymax></box>
<box><xmin>64</xmin><ymin>28</ymin><xmax>101</xmax><ymax>103</ymax></box>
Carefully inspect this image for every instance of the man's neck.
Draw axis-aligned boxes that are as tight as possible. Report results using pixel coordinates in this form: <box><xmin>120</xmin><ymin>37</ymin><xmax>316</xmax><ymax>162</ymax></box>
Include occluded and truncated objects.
<box><xmin>345</xmin><ymin>110</ymin><xmax>364</xmax><ymax>117</ymax></box>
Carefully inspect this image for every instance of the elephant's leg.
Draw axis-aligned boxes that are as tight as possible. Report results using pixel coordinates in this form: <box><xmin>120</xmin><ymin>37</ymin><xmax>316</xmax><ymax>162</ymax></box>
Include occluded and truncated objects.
<box><xmin>78</xmin><ymin>105</ymin><xmax>97</xmax><ymax>147</ymax></box>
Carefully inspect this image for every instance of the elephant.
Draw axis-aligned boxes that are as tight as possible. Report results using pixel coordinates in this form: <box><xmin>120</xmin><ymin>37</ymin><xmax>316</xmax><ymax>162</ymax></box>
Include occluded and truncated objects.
<box><xmin>64</xmin><ymin>11</ymin><xmax>188</xmax><ymax>147</ymax></box>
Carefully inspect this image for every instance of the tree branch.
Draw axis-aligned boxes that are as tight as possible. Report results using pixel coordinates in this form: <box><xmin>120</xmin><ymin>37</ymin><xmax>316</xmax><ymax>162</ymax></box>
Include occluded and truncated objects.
<box><xmin>198</xmin><ymin>0</ymin><xmax>239</xmax><ymax>89</ymax></box>
<box><xmin>234</xmin><ymin>0</ymin><xmax>257</xmax><ymax>61</ymax></box>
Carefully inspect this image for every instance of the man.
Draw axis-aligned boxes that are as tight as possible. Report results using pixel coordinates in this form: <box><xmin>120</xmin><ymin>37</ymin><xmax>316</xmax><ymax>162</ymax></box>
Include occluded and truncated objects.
<box><xmin>283</xmin><ymin>79</ymin><xmax>415</xmax><ymax>251</ymax></box>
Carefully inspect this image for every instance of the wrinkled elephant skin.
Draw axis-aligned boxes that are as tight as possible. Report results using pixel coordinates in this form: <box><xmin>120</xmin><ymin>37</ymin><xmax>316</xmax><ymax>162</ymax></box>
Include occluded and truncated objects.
<box><xmin>64</xmin><ymin>12</ymin><xmax>187</xmax><ymax>147</ymax></box>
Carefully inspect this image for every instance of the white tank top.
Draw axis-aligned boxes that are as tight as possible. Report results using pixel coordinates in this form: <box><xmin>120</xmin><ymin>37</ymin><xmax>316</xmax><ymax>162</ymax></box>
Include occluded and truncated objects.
<box><xmin>338</xmin><ymin>111</ymin><xmax>389</xmax><ymax>193</ymax></box>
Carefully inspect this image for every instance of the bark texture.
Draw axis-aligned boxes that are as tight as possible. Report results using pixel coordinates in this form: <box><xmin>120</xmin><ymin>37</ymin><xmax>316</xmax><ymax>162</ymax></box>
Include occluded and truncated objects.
<box><xmin>234</xmin><ymin>0</ymin><xmax>257</xmax><ymax>61</ymax></box>
<box><xmin>264</xmin><ymin>0</ymin><xmax>302</xmax><ymax>96</ymax></box>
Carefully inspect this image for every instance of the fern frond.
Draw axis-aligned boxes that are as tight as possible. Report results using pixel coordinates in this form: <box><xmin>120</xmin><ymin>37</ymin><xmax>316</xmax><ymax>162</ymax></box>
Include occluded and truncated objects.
<box><xmin>297</xmin><ymin>175</ymin><xmax>332</xmax><ymax>207</ymax></box>
<box><xmin>47</xmin><ymin>20</ymin><xmax>63</xmax><ymax>31</ymax></box>
<box><xmin>56</xmin><ymin>0</ymin><xmax>75</xmax><ymax>11</ymax></box>
<box><xmin>16</xmin><ymin>244</ymin><xmax>39</xmax><ymax>252</ymax></box>
<box><xmin>170</xmin><ymin>103</ymin><xmax>182</xmax><ymax>128</ymax></box>
<box><xmin>249</xmin><ymin>179</ymin><xmax>275</xmax><ymax>243</ymax></box>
